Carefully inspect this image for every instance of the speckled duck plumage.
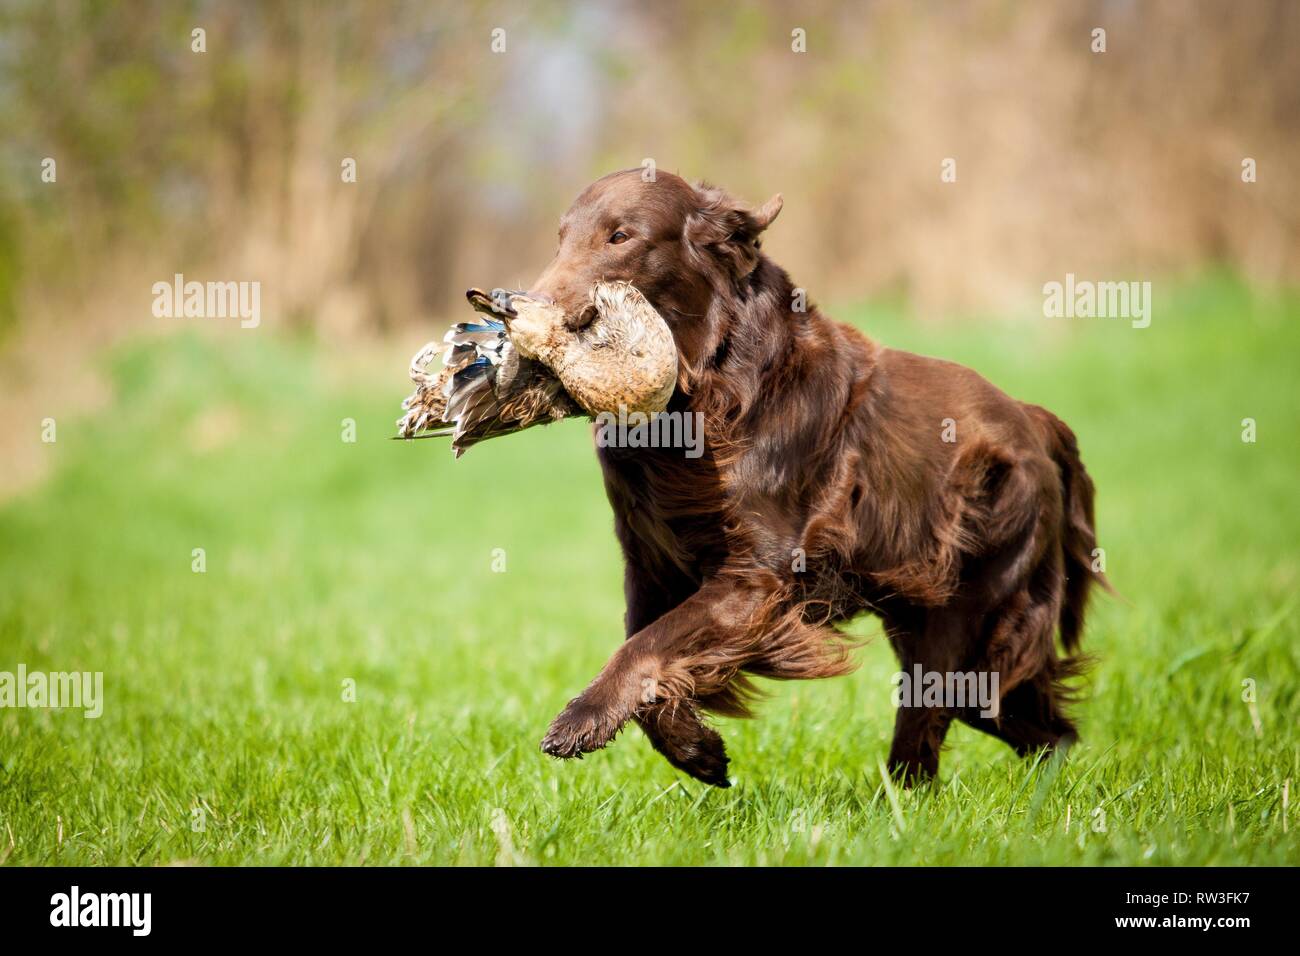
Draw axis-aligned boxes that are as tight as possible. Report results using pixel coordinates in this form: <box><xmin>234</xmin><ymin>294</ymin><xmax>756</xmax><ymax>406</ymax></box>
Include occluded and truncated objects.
<box><xmin>397</xmin><ymin>281</ymin><xmax>677</xmax><ymax>456</ymax></box>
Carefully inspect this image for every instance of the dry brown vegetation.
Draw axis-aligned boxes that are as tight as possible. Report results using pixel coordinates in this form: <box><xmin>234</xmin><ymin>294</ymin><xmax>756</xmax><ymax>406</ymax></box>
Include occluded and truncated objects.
<box><xmin>2</xmin><ymin>0</ymin><xmax>1295</xmax><ymax>343</ymax></box>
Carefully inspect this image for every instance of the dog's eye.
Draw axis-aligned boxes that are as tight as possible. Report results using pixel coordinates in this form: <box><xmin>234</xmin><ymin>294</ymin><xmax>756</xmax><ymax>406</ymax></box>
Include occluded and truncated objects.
<box><xmin>608</xmin><ymin>230</ymin><xmax>629</xmax><ymax>245</ymax></box>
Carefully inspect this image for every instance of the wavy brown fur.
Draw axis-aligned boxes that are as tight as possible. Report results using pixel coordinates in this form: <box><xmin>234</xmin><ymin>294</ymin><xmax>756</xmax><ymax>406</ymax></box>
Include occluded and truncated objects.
<box><xmin>526</xmin><ymin>169</ymin><xmax>1105</xmax><ymax>787</ymax></box>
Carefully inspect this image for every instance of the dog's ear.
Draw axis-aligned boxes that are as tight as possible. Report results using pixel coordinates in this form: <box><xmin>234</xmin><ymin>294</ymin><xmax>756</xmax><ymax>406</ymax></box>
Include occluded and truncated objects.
<box><xmin>687</xmin><ymin>185</ymin><xmax>783</xmax><ymax>277</ymax></box>
<box><xmin>752</xmin><ymin>193</ymin><xmax>783</xmax><ymax>231</ymax></box>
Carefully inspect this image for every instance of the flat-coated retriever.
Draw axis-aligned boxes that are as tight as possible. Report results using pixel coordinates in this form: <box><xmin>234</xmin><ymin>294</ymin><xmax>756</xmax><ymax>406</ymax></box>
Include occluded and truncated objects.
<box><xmin>528</xmin><ymin>168</ymin><xmax>1105</xmax><ymax>786</ymax></box>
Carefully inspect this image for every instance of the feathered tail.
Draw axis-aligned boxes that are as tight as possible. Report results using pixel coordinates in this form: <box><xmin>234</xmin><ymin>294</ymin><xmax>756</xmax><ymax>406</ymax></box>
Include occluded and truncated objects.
<box><xmin>396</xmin><ymin>317</ymin><xmax>504</xmax><ymax>442</ymax></box>
<box><xmin>396</xmin><ymin>314</ymin><xmax>575</xmax><ymax>456</ymax></box>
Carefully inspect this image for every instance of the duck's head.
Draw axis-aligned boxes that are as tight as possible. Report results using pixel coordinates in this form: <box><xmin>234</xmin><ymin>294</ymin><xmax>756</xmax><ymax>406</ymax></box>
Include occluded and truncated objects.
<box><xmin>464</xmin><ymin>283</ymin><xmax>676</xmax><ymax>416</ymax></box>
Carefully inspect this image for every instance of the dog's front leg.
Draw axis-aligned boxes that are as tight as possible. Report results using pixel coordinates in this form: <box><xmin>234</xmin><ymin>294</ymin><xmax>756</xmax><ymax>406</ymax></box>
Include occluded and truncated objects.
<box><xmin>540</xmin><ymin>575</ymin><xmax>764</xmax><ymax>764</ymax></box>
<box><xmin>635</xmin><ymin>699</ymin><xmax>732</xmax><ymax>787</ymax></box>
<box><xmin>619</xmin><ymin>564</ymin><xmax>734</xmax><ymax>787</ymax></box>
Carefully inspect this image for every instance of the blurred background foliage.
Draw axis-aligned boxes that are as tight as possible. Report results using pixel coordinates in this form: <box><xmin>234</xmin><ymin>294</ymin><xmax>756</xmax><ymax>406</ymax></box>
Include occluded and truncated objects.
<box><xmin>0</xmin><ymin>0</ymin><xmax>1296</xmax><ymax>346</ymax></box>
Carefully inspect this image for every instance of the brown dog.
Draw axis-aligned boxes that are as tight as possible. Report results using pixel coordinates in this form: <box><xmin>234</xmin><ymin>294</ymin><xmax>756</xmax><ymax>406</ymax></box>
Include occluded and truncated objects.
<box><xmin>529</xmin><ymin>169</ymin><xmax>1105</xmax><ymax>786</ymax></box>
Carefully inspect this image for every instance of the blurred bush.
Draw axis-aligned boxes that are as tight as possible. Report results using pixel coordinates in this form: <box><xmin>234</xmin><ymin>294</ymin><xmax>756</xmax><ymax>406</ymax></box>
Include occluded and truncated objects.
<box><xmin>0</xmin><ymin>0</ymin><xmax>1296</xmax><ymax>342</ymax></box>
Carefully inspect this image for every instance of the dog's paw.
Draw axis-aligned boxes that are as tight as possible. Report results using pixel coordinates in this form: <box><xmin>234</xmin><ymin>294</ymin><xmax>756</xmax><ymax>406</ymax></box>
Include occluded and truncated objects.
<box><xmin>638</xmin><ymin>702</ymin><xmax>731</xmax><ymax>788</ymax></box>
<box><xmin>540</xmin><ymin>696</ymin><xmax>627</xmax><ymax>758</ymax></box>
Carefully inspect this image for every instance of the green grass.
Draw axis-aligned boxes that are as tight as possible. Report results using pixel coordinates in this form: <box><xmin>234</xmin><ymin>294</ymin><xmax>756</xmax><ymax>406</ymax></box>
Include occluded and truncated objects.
<box><xmin>1</xmin><ymin>274</ymin><xmax>1297</xmax><ymax>865</ymax></box>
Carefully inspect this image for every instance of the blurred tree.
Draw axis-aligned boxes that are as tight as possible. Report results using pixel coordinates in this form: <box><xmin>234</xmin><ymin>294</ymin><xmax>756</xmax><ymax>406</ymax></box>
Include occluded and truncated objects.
<box><xmin>0</xmin><ymin>0</ymin><xmax>1295</xmax><ymax>342</ymax></box>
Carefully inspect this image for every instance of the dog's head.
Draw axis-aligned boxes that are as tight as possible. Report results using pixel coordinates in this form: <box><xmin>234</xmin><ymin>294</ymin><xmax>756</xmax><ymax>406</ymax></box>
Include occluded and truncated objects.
<box><xmin>529</xmin><ymin>169</ymin><xmax>782</xmax><ymax>369</ymax></box>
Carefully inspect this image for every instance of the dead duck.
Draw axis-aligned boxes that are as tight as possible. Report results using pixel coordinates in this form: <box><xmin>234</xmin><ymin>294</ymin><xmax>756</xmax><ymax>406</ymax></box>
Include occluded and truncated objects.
<box><xmin>397</xmin><ymin>281</ymin><xmax>677</xmax><ymax>456</ymax></box>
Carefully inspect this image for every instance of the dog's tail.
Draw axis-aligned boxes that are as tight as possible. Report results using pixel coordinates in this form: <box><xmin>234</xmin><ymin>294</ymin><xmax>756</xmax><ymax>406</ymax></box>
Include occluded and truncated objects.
<box><xmin>1034</xmin><ymin>406</ymin><xmax>1111</xmax><ymax>654</ymax></box>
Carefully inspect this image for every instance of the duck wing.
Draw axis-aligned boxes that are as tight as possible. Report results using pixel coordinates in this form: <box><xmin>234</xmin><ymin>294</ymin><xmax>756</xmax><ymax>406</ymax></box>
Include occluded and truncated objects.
<box><xmin>396</xmin><ymin>290</ymin><xmax>579</xmax><ymax>456</ymax></box>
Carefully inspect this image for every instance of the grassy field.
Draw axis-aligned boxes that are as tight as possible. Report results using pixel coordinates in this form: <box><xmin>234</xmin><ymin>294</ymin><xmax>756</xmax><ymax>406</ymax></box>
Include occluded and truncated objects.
<box><xmin>0</xmin><ymin>275</ymin><xmax>1296</xmax><ymax>866</ymax></box>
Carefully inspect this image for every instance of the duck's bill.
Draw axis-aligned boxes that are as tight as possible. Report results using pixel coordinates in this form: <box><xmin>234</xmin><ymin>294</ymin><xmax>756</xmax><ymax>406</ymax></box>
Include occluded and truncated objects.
<box><xmin>465</xmin><ymin>287</ymin><xmax>528</xmax><ymax>320</ymax></box>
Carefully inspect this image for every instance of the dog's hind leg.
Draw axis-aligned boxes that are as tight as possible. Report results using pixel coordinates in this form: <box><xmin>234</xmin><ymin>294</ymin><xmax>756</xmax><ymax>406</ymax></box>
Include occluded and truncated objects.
<box><xmin>957</xmin><ymin>677</ymin><xmax>1079</xmax><ymax>757</ymax></box>
<box><xmin>955</xmin><ymin>557</ymin><xmax>1084</xmax><ymax>759</ymax></box>
<box><xmin>954</xmin><ymin>593</ymin><xmax>1082</xmax><ymax>758</ymax></box>
<box><xmin>882</xmin><ymin>608</ymin><xmax>966</xmax><ymax>786</ymax></box>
